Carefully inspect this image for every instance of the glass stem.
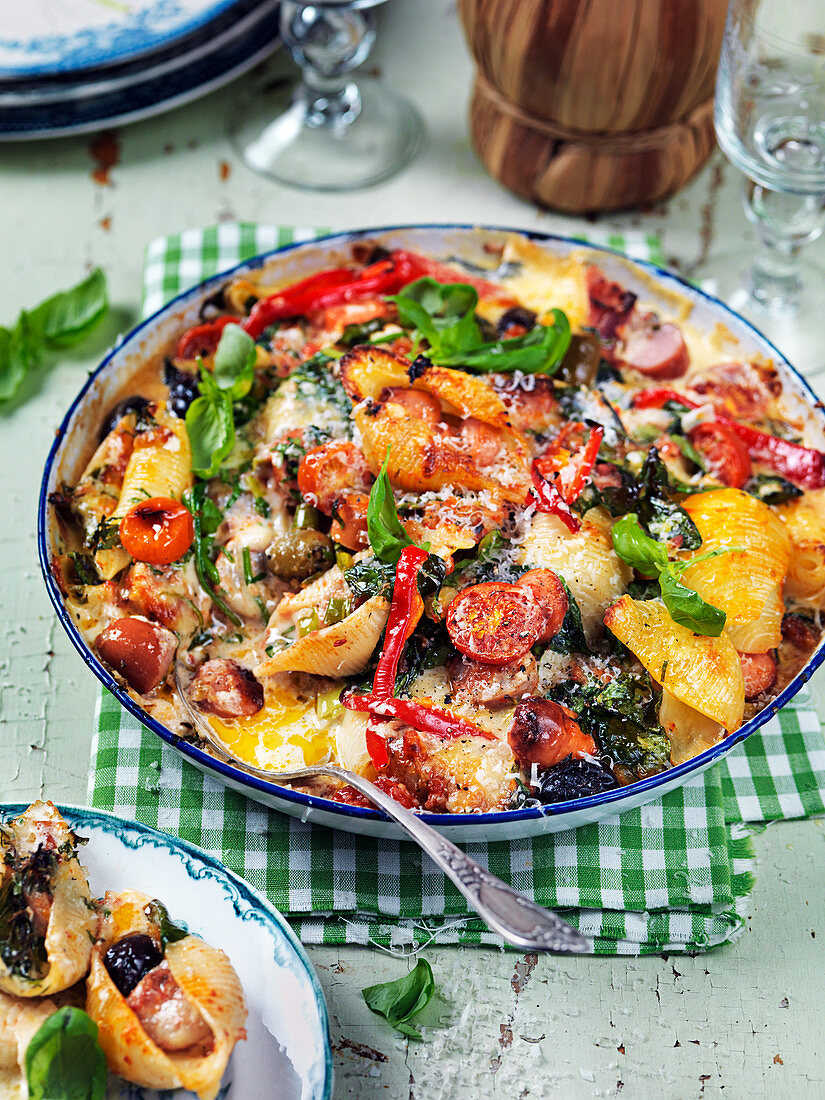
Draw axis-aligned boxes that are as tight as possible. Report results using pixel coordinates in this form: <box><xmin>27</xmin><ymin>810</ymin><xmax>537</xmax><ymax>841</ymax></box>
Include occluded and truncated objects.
<box><xmin>280</xmin><ymin>1</ymin><xmax>377</xmax><ymax>133</ymax></box>
<box><xmin>743</xmin><ymin>180</ymin><xmax>825</xmax><ymax>314</ymax></box>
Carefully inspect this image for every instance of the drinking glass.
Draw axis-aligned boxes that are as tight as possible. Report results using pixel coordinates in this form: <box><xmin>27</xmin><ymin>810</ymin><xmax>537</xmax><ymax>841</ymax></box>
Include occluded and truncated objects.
<box><xmin>228</xmin><ymin>0</ymin><xmax>423</xmax><ymax>190</ymax></box>
<box><xmin>713</xmin><ymin>1</ymin><xmax>825</xmax><ymax>370</ymax></box>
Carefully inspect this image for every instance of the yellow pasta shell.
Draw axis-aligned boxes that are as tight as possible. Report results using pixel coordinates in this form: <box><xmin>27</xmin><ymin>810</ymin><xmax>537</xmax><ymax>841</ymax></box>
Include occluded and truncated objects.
<box><xmin>519</xmin><ymin>512</ymin><xmax>631</xmax><ymax>644</ymax></box>
<box><xmin>658</xmin><ymin>689</ymin><xmax>725</xmax><ymax>766</ymax></box>
<box><xmin>338</xmin><ymin>345</ymin><xmax>410</xmax><ymax>401</ymax></box>
<box><xmin>777</xmin><ymin>489</ymin><xmax>825</xmax><ymax>609</ymax></box>
<box><xmin>680</xmin><ymin>488</ymin><xmax>791</xmax><ymax>651</ymax></box>
<box><xmin>86</xmin><ymin>890</ymin><xmax>247</xmax><ymax>1100</ymax></box>
<box><xmin>0</xmin><ymin>991</ymin><xmax>58</xmax><ymax>1073</ymax></box>
<box><xmin>257</xmin><ymin>594</ymin><xmax>390</xmax><ymax>678</ymax></box>
<box><xmin>0</xmin><ymin>803</ymin><xmax>95</xmax><ymax>998</ymax></box>
<box><xmin>604</xmin><ymin>596</ymin><xmax>744</xmax><ymax>732</ymax></box>
<box><xmin>413</xmin><ymin>365</ymin><xmax>510</xmax><ymax>428</ymax></box>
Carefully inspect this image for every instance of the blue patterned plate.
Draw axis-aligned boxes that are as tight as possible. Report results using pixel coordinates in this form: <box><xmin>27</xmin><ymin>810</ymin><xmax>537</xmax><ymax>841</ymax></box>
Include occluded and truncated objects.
<box><xmin>0</xmin><ymin>803</ymin><xmax>333</xmax><ymax>1100</ymax></box>
<box><xmin>0</xmin><ymin>0</ymin><xmax>250</xmax><ymax>77</ymax></box>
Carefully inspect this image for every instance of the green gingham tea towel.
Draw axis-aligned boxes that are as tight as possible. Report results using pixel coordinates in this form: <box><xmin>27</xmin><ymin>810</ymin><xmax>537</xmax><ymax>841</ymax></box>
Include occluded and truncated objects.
<box><xmin>88</xmin><ymin>223</ymin><xmax>825</xmax><ymax>955</ymax></box>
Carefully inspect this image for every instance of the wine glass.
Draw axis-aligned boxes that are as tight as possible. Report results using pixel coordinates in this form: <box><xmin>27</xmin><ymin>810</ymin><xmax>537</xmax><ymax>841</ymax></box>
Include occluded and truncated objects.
<box><xmin>713</xmin><ymin>0</ymin><xmax>825</xmax><ymax>373</ymax></box>
<box><xmin>228</xmin><ymin>0</ymin><xmax>423</xmax><ymax>190</ymax></box>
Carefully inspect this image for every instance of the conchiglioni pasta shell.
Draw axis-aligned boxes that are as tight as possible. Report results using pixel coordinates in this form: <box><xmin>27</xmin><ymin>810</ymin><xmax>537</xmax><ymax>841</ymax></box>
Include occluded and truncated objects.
<box><xmin>680</xmin><ymin>489</ymin><xmax>791</xmax><ymax>652</ymax></box>
<box><xmin>777</xmin><ymin>489</ymin><xmax>825</xmax><ymax>609</ymax></box>
<box><xmin>0</xmin><ymin>990</ymin><xmax>58</xmax><ymax>1071</ymax></box>
<box><xmin>519</xmin><ymin>512</ymin><xmax>631</xmax><ymax>644</ymax></box>
<box><xmin>86</xmin><ymin>890</ymin><xmax>246</xmax><ymax>1100</ymax></box>
<box><xmin>338</xmin><ymin>345</ymin><xmax>410</xmax><ymax>402</ymax></box>
<box><xmin>0</xmin><ymin>803</ymin><xmax>95</xmax><ymax>998</ymax></box>
<box><xmin>604</xmin><ymin>596</ymin><xmax>744</xmax><ymax>732</ymax></box>
<box><xmin>413</xmin><ymin>366</ymin><xmax>510</xmax><ymax>428</ymax></box>
<box><xmin>257</xmin><ymin>594</ymin><xmax>390</xmax><ymax>677</ymax></box>
<box><xmin>335</xmin><ymin>709</ymin><xmax>371</xmax><ymax>773</ymax></box>
<box><xmin>658</xmin><ymin>689</ymin><xmax>725</xmax><ymax>766</ymax></box>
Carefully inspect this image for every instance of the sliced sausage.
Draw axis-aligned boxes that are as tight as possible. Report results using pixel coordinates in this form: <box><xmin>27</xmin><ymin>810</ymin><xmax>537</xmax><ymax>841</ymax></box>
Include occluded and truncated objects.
<box><xmin>690</xmin><ymin>360</ymin><xmax>781</xmax><ymax>420</ymax></box>
<box><xmin>507</xmin><ymin>699</ymin><xmax>596</xmax><ymax>768</ymax></box>
<box><xmin>739</xmin><ymin>652</ymin><xmax>777</xmax><ymax>700</ymax></box>
<box><xmin>617</xmin><ymin>317</ymin><xmax>689</xmax><ymax>379</ymax></box>
<box><xmin>782</xmin><ymin>613</ymin><xmax>819</xmax><ymax>652</ymax></box>
<box><xmin>449</xmin><ymin>652</ymin><xmax>538</xmax><ymax>707</ymax></box>
<box><xmin>380</xmin><ymin>386</ymin><xmax>441</xmax><ymax>428</ymax></box>
<box><xmin>329</xmin><ymin>490</ymin><xmax>370</xmax><ymax>551</ymax></box>
<box><xmin>188</xmin><ymin>658</ymin><xmax>264</xmax><ymax>719</ymax></box>
<box><xmin>126</xmin><ymin>961</ymin><xmax>212</xmax><ymax>1052</ymax></box>
<box><xmin>96</xmin><ymin>617</ymin><xmax>177</xmax><ymax>695</ymax></box>
<box><xmin>457</xmin><ymin>418</ymin><xmax>502</xmax><ymax>467</ymax></box>
<box><xmin>586</xmin><ymin>266</ymin><xmax>637</xmax><ymax>340</ymax></box>
<box><xmin>516</xmin><ymin>569</ymin><xmax>568</xmax><ymax>643</ymax></box>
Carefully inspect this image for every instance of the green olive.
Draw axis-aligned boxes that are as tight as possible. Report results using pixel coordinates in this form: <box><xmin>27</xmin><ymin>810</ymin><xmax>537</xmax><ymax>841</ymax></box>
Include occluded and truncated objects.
<box><xmin>557</xmin><ymin>333</ymin><xmax>602</xmax><ymax>386</ymax></box>
<box><xmin>267</xmin><ymin>529</ymin><xmax>334</xmax><ymax>580</ymax></box>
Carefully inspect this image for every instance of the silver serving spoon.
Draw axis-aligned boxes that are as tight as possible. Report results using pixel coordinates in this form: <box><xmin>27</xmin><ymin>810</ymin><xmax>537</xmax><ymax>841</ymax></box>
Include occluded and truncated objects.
<box><xmin>175</xmin><ymin>666</ymin><xmax>589</xmax><ymax>954</ymax></box>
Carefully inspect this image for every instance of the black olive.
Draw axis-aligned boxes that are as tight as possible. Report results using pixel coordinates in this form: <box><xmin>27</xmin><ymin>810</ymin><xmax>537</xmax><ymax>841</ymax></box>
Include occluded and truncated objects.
<box><xmin>103</xmin><ymin>933</ymin><xmax>162</xmax><ymax>997</ymax></box>
<box><xmin>198</xmin><ymin>285</ymin><xmax>228</xmax><ymax>321</ymax></box>
<box><xmin>98</xmin><ymin>396</ymin><xmax>150</xmax><ymax>442</ymax></box>
<box><xmin>164</xmin><ymin>358</ymin><xmax>200</xmax><ymax>418</ymax></box>
<box><xmin>496</xmin><ymin>306</ymin><xmax>537</xmax><ymax>336</ymax></box>
<box><xmin>532</xmin><ymin>755</ymin><xmax>619</xmax><ymax>804</ymax></box>
<box><xmin>476</xmin><ymin>315</ymin><xmax>498</xmax><ymax>342</ymax></box>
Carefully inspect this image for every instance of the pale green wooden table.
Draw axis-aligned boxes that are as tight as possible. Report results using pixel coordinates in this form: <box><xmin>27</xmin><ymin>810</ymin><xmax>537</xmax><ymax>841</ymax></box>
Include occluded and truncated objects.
<box><xmin>2</xmin><ymin>3</ymin><xmax>825</xmax><ymax>1096</ymax></box>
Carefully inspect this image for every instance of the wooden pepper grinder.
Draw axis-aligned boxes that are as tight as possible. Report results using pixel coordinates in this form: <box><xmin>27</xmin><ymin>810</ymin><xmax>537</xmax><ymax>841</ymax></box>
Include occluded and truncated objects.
<box><xmin>458</xmin><ymin>0</ymin><xmax>728</xmax><ymax>213</ymax></box>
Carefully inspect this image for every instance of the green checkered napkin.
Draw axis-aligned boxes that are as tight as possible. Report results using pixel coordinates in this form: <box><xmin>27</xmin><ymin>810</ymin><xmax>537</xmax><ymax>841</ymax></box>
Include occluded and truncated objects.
<box><xmin>88</xmin><ymin>224</ymin><xmax>825</xmax><ymax>955</ymax></box>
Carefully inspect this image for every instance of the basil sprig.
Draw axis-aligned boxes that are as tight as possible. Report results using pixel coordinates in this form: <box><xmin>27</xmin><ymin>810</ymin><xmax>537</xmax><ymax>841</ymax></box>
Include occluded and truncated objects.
<box><xmin>362</xmin><ymin>958</ymin><xmax>435</xmax><ymax>1040</ymax></box>
<box><xmin>367</xmin><ymin>450</ymin><xmax>422</xmax><ymax>564</ymax></box>
<box><xmin>611</xmin><ymin>514</ymin><xmax>733</xmax><ymax>636</ymax></box>
<box><xmin>1</xmin><ymin>268</ymin><xmax>108</xmax><ymax>404</ymax></box>
<box><xmin>185</xmin><ymin>323</ymin><xmax>256</xmax><ymax>478</ymax></box>
<box><xmin>26</xmin><ymin>1007</ymin><xmax>107</xmax><ymax>1100</ymax></box>
<box><xmin>388</xmin><ymin>277</ymin><xmax>571</xmax><ymax>375</ymax></box>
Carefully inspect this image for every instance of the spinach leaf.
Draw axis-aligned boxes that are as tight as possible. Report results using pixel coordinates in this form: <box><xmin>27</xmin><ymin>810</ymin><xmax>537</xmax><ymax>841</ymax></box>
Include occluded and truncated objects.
<box><xmin>550</xmin><ymin>672</ymin><xmax>671</xmax><ymax>783</ymax></box>
<box><xmin>183</xmin><ymin>483</ymin><xmax>241</xmax><ymax>627</ymax></box>
<box><xmin>292</xmin><ymin>353</ymin><xmax>352</xmax><ymax>420</ymax></box>
<box><xmin>389</xmin><ymin>278</ymin><xmax>571</xmax><ymax>376</ymax></box>
<box><xmin>449</xmin><ymin>531</ymin><xmax>526</xmax><ymax>586</ymax></box>
<box><xmin>545</xmin><ymin>577</ymin><xmax>588</xmax><ymax>655</ymax></box>
<box><xmin>636</xmin><ymin>449</ymin><xmax>701</xmax><ymax>548</ymax></box>
<box><xmin>0</xmin><ymin>269</ymin><xmax>108</xmax><ymax>404</ymax></box>
<box><xmin>367</xmin><ymin>450</ymin><xmax>421</xmax><ymax>564</ymax></box>
<box><xmin>25</xmin><ymin>1007</ymin><xmax>106</xmax><ymax>1100</ymax></box>
<box><xmin>743</xmin><ymin>473</ymin><xmax>803</xmax><ymax>505</ymax></box>
<box><xmin>611</xmin><ymin>514</ymin><xmax>729</xmax><ymax>637</ymax></box>
<box><xmin>362</xmin><ymin>958</ymin><xmax>435</xmax><ymax>1040</ymax></box>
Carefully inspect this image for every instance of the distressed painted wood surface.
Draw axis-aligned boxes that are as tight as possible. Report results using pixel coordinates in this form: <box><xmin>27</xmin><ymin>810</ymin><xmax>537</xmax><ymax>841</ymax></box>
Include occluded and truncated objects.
<box><xmin>1</xmin><ymin>2</ymin><xmax>824</xmax><ymax>1095</ymax></box>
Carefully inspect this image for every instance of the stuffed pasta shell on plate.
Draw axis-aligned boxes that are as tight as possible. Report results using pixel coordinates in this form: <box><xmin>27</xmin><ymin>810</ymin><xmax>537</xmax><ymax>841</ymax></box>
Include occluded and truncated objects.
<box><xmin>0</xmin><ymin>803</ymin><xmax>332</xmax><ymax>1100</ymax></box>
<box><xmin>39</xmin><ymin>226</ymin><xmax>825</xmax><ymax>840</ymax></box>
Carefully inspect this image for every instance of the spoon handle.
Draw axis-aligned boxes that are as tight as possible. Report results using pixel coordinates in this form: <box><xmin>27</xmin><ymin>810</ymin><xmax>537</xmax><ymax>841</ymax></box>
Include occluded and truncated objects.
<box><xmin>336</xmin><ymin>770</ymin><xmax>589</xmax><ymax>954</ymax></box>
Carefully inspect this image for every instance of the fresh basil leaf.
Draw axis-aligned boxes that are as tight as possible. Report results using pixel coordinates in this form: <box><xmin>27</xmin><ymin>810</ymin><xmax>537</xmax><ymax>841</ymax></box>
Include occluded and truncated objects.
<box><xmin>33</xmin><ymin>268</ymin><xmax>108</xmax><ymax>348</ymax></box>
<box><xmin>658</xmin><ymin>569</ymin><xmax>726</xmax><ymax>636</ymax></box>
<box><xmin>367</xmin><ymin>450</ymin><xmax>419</xmax><ymax>564</ymax></box>
<box><xmin>183</xmin><ymin>484</ymin><xmax>242</xmax><ymax>626</ymax></box>
<box><xmin>611</xmin><ymin>514</ymin><xmax>668</xmax><ymax>575</ymax></box>
<box><xmin>25</xmin><ymin>1007</ymin><xmax>106</xmax><ymax>1100</ymax></box>
<box><xmin>0</xmin><ymin>323</ymin><xmax>31</xmax><ymax>401</ymax></box>
<box><xmin>362</xmin><ymin>958</ymin><xmax>435</xmax><ymax>1040</ymax></box>
<box><xmin>213</xmin><ymin>323</ymin><xmax>256</xmax><ymax>399</ymax></box>
<box><xmin>144</xmin><ymin>899</ymin><xmax>188</xmax><ymax>949</ymax></box>
<box><xmin>186</xmin><ymin>368</ymin><xmax>235</xmax><ymax>478</ymax></box>
<box><xmin>441</xmin><ymin>310</ymin><xmax>571</xmax><ymax>375</ymax></box>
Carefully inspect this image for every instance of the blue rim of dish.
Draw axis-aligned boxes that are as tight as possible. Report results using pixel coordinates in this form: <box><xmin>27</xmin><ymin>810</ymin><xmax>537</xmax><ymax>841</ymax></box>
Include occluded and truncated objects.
<box><xmin>0</xmin><ymin>801</ymin><xmax>333</xmax><ymax>1100</ymax></box>
<box><xmin>37</xmin><ymin>223</ymin><xmax>825</xmax><ymax>830</ymax></box>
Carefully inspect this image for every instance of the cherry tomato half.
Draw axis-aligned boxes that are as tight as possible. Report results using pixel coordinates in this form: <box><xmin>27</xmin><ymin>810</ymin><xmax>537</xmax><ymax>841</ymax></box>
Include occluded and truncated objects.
<box><xmin>516</xmin><ymin>569</ymin><xmax>568</xmax><ymax>643</ymax></box>
<box><xmin>119</xmin><ymin>496</ymin><xmax>194</xmax><ymax>565</ymax></box>
<box><xmin>175</xmin><ymin>316</ymin><xmax>236</xmax><ymax>360</ymax></box>
<box><xmin>446</xmin><ymin>581</ymin><xmax>543</xmax><ymax>666</ymax></box>
<box><xmin>688</xmin><ymin>421</ymin><xmax>752</xmax><ymax>488</ymax></box>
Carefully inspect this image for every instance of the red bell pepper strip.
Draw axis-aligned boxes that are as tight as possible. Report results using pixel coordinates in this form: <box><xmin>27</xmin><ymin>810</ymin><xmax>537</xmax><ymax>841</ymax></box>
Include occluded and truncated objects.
<box><xmin>565</xmin><ymin>425</ymin><xmax>604</xmax><ymax>500</ymax></box>
<box><xmin>371</xmin><ymin>545</ymin><xmax>429</xmax><ymax>699</ymax></box>
<box><xmin>365</xmin><ymin>721</ymin><xmax>390</xmax><ymax>770</ymax></box>
<box><xmin>530</xmin><ymin>465</ymin><xmax>580</xmax><ymax>532</ymax></box>
<box><xmin>722</xmin><ymin>422</ymin><xmax>825</xmax><ymax>489</ymax></box>
<box><xmin>631</xmin><ymin>388</ymin><xmax>702</xmax><ymax>410</ymax></box>
<box><xmin>242</xmin><ymin>250</ymin><xmax>431</xmax><ymax>339</ymax></box>
<box><xmin>343</xmin><ymin>692</ymin><xmax>495</xmax><ymax>742</ymax></box>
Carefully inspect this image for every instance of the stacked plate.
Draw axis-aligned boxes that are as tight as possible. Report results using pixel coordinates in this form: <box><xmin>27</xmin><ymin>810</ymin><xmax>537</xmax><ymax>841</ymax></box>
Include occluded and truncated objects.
<box><xmin>0</xmin><ymin>0</ymin><xmax>280</xmax><ymax>140</ymax></box>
